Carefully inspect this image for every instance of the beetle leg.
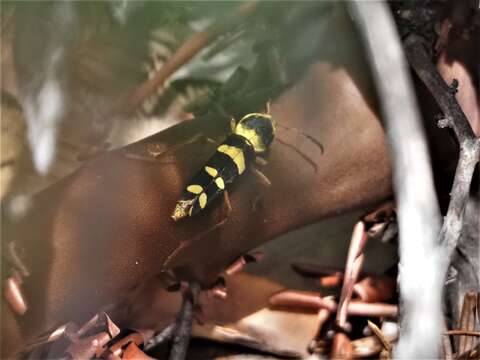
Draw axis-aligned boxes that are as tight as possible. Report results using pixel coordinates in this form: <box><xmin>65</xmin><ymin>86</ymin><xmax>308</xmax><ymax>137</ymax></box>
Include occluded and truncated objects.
<box><xmin>251</xmin><ymin>167</ymin><xmax>272</xmax><ymax>187</ymax></box>
<box><xmin>255</xmin><ymin>156</ymin><xmax>268</xmax><ymax>167</ymax></box>
<box><xmin>204</xmin><ymin>137</ymin><xmax>216</xmax><ymax>144</ymax></box>
<box><xmin>222</xmin><ymin>190</ymin><xmax>232</xmax><ymax>217</ymax></box>
<box><xmin>250</xmin><ymin>166</ymin><xmax>271</xmax><ymax>212</ymax></box>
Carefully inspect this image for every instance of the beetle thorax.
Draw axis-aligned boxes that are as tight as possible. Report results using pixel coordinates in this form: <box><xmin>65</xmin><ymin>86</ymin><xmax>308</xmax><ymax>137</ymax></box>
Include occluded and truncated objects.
<box><xmin>235</xmin><ymin>113</ymin><xmax>275</xmax><ymax>154</ymax></box>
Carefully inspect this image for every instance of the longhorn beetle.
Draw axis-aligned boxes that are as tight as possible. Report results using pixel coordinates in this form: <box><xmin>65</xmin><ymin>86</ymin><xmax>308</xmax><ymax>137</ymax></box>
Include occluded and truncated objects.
<box><xmin>171</xmin><ymin>111</ymin><xmax>275</xmax><ymax>221</ymax></box>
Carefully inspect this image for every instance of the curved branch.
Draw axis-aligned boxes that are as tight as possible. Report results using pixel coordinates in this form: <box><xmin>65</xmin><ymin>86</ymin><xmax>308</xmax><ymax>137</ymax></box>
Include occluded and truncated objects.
<box><xmin>403</xmin><ymin>35</ymin><xmax>480</xmax><ymax>264</ymax></box>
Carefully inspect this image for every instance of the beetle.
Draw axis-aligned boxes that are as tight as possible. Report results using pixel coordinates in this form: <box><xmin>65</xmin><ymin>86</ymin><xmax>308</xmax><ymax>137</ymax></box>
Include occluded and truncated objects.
<box><xmin>171</xmin><ymin>112</ymin><xmax>275</xmax><ymax>221</ymax></box>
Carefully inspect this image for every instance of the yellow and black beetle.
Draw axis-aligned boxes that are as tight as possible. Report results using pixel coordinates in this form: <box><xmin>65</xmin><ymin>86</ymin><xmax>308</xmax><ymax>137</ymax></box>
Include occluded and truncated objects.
<box><xmin>171</xmin><ymin>112</ymin><xmax>275</xmax><ymax>221</ymax></box>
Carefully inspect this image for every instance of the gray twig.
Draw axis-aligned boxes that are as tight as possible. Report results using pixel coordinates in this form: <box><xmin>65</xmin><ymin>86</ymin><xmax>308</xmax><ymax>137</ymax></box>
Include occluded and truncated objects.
<box><xmin>403</xmin><ymin>35</ymin><xmax>480</xmax><ymax>264</ymax></box>
<box><xmin>169</xmin><ymin>282</ymin><xmax>201</xmax><ymax>360</ymax></box>
<box><xmin>348</xmin><ymin>1</ymin><xmax>443</xmax><ymax>358</ymax></box>
<box><xmin>144</xmin><ymin>323</ymin><xmax>176</xmax><ymax>352</ymax></box>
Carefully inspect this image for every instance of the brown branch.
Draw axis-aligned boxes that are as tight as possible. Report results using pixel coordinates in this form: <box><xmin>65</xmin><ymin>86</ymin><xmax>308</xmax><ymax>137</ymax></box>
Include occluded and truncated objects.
<box><xmin>403</xmin><ymin>34</ymin><xmax>480</xmax><ymax>264</ymax></box>
<box><xmin>122</xmin><ymin>1</ymin><xmax>259</xmax><ymax>115</ymax></box>
<box><xmin>269</xmin><ymin>290</ymin><xmax>336</xmax><ymax>311</ymax></box>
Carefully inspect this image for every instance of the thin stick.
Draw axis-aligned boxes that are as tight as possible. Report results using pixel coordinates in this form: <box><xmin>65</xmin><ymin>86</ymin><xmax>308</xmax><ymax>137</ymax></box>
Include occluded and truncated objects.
<box><xmin>269</xmin><ymin>291</ymin><xmax>398</xmax><ymax>317</ymax></box>
<box><xmin>144</xmin><ymin>323</ymin><xmax>176</xmax><ymax>352</ymax></box>
<box><xmin>169</xmin><ymin>282</ymin><xmax>201</xmax><ymax>360</ymax></box>
<box><xmin>349</xmin><ymin>2</ymin><xmax>442</xmax><ymax>358</ymax></box>
<box><xmin>336</xmin><ymin>221</ymin><xmax>367</xmax><ymax>328</ymax></box>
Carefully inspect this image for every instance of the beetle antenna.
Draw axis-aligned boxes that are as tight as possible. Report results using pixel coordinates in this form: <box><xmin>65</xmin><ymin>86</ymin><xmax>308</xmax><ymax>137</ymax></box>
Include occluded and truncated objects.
<box><xmin>275</xmin><ymin>137</ymin><xmax>318</xmax><ymax>173</ymax></box>
<box><xmin>276</xmin><ymin>122</ymin><xmax>324</xmax><ymax>154</ymax></box>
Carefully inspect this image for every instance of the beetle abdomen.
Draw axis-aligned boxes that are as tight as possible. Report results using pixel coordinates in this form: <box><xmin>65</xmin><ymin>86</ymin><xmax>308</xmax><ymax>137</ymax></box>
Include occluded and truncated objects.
<box><xmin>171</xmin><ymin>133</ymin><xmax>255</xmax><ymax>221</ymax></box>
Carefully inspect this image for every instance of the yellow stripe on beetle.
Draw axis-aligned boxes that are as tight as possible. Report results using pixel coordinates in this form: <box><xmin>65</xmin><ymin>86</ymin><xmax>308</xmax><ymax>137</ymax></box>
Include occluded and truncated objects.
<box><xmin>187</xmin><ymin>184</ymin><xmax>203</xmax><ymax>194</ymax></box>
<box><xmin>217</xmin><ymin>144</ymin><xmax>246</xmax><ymax>174</ymax></box>
<box><xmin>205</xmin><ymin>166</ymin><xmax>218</xmax><ymax>177</ymax></box>
<box><xmin>215</xmin><ymin>177</ymin><xmax>225</xmax><ymax>190</ymax></box>
<box><xmin>172</xmin><ymin>111</ymin><xmax>276</xmax><ymax>223</ymax></box>
<box><xmin>199</xmin><ymin>193</ymin><xmax>207</xmax><ymax>209</ymax></box>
